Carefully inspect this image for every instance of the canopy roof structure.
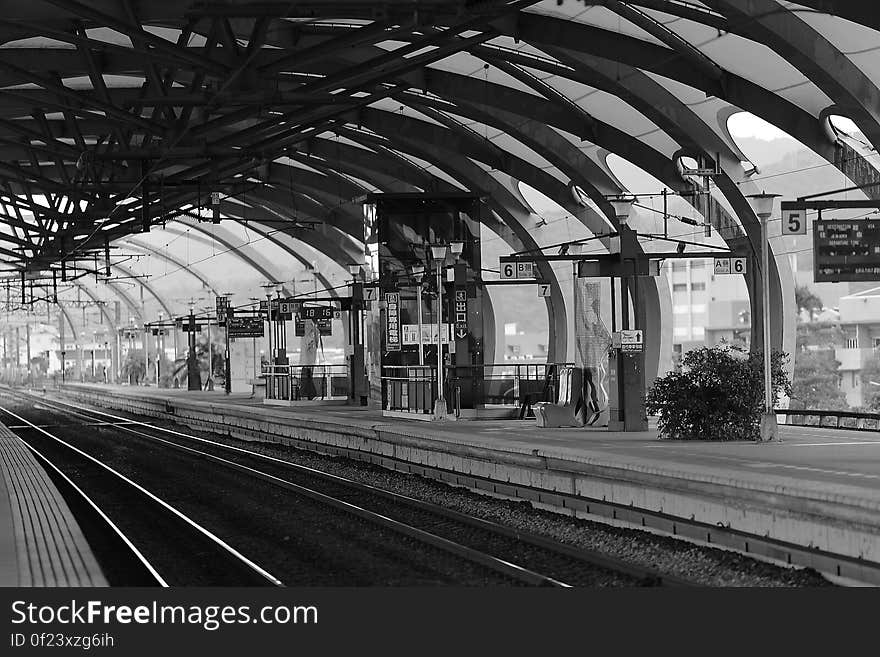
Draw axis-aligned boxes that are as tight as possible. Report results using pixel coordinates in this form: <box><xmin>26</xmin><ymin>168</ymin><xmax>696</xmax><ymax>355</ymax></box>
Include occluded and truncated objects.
<box><xmin>1</xmin><ymin>0</ymin><xmax>879</xmax><ymax>363</ymax></box>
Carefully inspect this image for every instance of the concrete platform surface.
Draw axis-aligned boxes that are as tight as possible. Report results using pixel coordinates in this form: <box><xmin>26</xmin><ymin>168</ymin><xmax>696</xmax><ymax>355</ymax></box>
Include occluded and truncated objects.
<box><xmin>50</xmin><ymin>383</ymin><xmax>880</xmax><ymax>577</ymax></box>
<box><xmin>0</xmin><ymin>420</ymin><xmax>107</xmax><ymax>586</ymax></box>
<box><xmin>59</xmin><ymin>383</ymin><xmax>880</xmax><ymax>502</ymax></box>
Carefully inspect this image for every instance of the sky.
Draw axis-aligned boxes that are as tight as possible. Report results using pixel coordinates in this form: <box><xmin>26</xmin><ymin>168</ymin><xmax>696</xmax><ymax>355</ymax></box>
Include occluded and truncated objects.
<box><xmin>729</xmin><ymin>111</ymin><xmax>861</xmax><ymax>141</ymax></box>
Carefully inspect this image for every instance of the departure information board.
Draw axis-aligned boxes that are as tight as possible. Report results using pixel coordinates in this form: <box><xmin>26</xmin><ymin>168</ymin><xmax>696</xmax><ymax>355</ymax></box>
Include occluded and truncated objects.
<box><xmin>813</xmin><ymin>220</ymin><xmax>880</xmax><ymax>282</ymax></box>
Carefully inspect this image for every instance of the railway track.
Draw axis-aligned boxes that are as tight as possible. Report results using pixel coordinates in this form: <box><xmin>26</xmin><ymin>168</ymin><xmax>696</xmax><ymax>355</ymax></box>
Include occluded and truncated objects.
<box><xmin>1</xmin><ymin>388</ymin><xmax>697</xmax><ymax>587</ymax></box>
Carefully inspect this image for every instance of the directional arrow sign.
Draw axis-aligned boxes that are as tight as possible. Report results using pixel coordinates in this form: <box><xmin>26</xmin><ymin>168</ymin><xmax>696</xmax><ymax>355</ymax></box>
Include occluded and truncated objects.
<box><xmin>456</xmin><ymin>328</ymin><xmax>468</xmax><ymax>340</ymax></box>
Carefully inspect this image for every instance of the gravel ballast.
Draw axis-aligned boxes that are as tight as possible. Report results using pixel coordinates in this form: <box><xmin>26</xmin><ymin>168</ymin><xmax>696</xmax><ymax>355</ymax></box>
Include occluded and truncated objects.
<box><xmin>137</xmin><ymin>411</ymin><xmax>835</xmax><ymax>587</ymax></box>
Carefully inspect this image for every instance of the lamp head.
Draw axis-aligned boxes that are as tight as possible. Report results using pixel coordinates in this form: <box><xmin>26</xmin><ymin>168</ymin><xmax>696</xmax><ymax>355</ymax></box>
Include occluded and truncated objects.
<box><xmin>746</xmin><ymin>192</ymin><xmax>780</xmax><ymax>219</ymax></box>
<box><xmin>449</xmin><ymin>241</ymin><xmax>464</xmax><ymax>256</ymax></box>
<box><xmin>430</xmin><ymin>245</ymin><xmax>447</xmax><ymax>260</ymax></box>
<box><xmin>608</xmin><ymin>195</ymin><xmax>636</xmax><ymax>225</ymax></box>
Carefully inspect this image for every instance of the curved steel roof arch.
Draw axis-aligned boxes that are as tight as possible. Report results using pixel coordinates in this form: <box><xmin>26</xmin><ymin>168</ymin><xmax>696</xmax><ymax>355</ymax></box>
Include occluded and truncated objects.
<box><xmin>123</xmin><ymin>238</ymin><xmax>221</xmax><ymax>298</ymax></box>
<box><xmin>0</xmin><ymin>0</ymin><xmax>876</xmax><ymax>369</ymax></box>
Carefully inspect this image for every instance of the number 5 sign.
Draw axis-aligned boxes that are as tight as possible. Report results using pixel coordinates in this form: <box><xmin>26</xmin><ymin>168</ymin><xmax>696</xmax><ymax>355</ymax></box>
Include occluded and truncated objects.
<box><xmin>782</xmin><ymin>208</ymin><xmax>807</xmax><ymax>235</ymax></box>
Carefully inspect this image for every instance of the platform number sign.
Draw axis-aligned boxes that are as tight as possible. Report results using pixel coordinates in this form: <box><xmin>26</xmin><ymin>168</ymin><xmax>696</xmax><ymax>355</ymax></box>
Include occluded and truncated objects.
<box><xmin>782</xmin><ymin>208</ymin><xmax>807</xmax><ymax>235</ymax></box>
<box><xmin>363</xmin><ymin>286</ymin><xmax>378</xmax><ymax>302</ymax></box>
<box><xmin>499</xmin><ymin>260</ymin><xmax>535</xmax><ymax>279</ymax></box>
<box><xmin>537</xmin><ymin>283</ymin><xmax>551</xmax><ymax>297</ymax></box>
<box><xmin>714</xmin><ymin>257</ymin><xmax>747</xmax><ymax>275</ymax></box>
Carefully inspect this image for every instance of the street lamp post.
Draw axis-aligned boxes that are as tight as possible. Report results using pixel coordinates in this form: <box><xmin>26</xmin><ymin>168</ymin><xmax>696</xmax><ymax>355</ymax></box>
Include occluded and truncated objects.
<box><xmin>156</xmin><ymin>310</ymin><xmax>164</xmax><ymax>386</ymax></box>
<box><xmin>205</xmin><ymin>307</ymin><xmax>213</xmax><ymax>391</ymax></box>
<box><xmin>274</xmin><ymin>282</ymin><xmax>288</xmax><ymax>399</ymax></box>
<box><xmin>186</xmin><ymin>301</ymin><xmax>201</xmax><ymax>391</ymax></box>
<box><xmin>261</xmin><ymin>283</ymin><xmax>275</xmax><ymax>397</ymax></box>
<box><xmin>224</xmin><ymin>292</ymin><xmax>233</xmax><ymax>395</ymax></box>
<box><xmin>747</xmin><ymin>192</ymin><xmax>781</xmax><ymax>442</ymax></box>
<box><xmin>430</xmin><ymin>245</ymin><xmax>447</xmax><ymax>418</ymax></box>
<box><xmin>429</xmin><ymin>241</ymin><xmax>464</xmax><ymax>420</ymax></box>
<box><xmin>411</xmin><ymin>264</ymin><xmax>425</xmax><ymax>366</ymax></box>
<box><xmin>608</xmin><ymin>196</ymin><xmax>635</xmax><ymax>331</ymax></box>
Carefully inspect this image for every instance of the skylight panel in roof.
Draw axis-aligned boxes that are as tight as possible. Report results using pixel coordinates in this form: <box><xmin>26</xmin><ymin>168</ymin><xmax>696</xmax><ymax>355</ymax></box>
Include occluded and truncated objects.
<box><xmin>84</xmin><ymin>27</ymin><xmax>135</xmax><ymax>46</ymax></box>
<box><xmin>0</xmin><ymin>37</ymin><xmax>74</xmax><ymax>49</ymax></box>
<box><xmin>141</xmin><ymin>26</ymin><xmax>184</xmax><ymax>43</ymax></box>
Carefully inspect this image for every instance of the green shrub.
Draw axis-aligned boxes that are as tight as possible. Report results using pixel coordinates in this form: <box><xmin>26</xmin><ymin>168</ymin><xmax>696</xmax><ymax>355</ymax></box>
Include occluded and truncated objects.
<box><xmin>646</xmin><ymin>344</ymin><xmax>791</xmax><ymax>441</ymax></box>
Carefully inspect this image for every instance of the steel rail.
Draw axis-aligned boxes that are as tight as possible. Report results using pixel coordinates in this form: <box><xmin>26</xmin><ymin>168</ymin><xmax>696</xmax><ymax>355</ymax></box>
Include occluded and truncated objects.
<box><xmin>12</xmin><ymin>391</ymin><xmax>571</xmax><ymax>587</ymax></box>
<box><xmin>49</xmin><ymin>385</ymin><xmax>880</xmax><ymax>584</ymax></box>
<box><xmin>0</xmin><ymin>398</ymin><xmax>284</xmax><ymax>587</ymax></box>
<box><xmin>21</xmin><ymin>389</ymin><xmax>699</xmax><ymax>586</ymax></box>
<box><xmin>8</xmin><ymin>425</ymin><xmax>168</xmax><ymax>587</ymax></box>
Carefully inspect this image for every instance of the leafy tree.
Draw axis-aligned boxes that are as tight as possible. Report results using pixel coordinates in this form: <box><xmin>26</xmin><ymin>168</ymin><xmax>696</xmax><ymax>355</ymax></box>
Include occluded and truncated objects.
<box><xmin>646</xmin><ymin>344</ymin><xmax>791</xmax><ymax>441</ymax></box>
<box><xmin>165</xmin><ymin>334</ymin><xmax>225</xmax><ymax>389</ymax></box>
<box><xmin>795</xmin><ymin>285</ymin><xmax>823</xmax><ymax>321</ymax></box>
<box><xmin>861</xmin><ymin>357</ymin><xmax>880</xmax><ymax>412</ymax></box>
<box><xmin>121</xmin><ymin>349</ymin><xmax>147</xmax><ymax>385</ymax></box>
<box><xmin>795</xmin><ymin>321</ymin><xmax>844</xmax><ymax>351</ymax></box>
<box><xmin>791</xmin><ymin>349</ymin><xmax>847</xmax><ymax>410</ymax></box>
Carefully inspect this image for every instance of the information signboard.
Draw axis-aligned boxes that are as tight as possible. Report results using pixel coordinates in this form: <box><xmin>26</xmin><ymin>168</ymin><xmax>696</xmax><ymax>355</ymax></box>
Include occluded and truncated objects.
<box><xmin>402</xmin><ymin>324</ymin><xmax>451</xmax><ymax>345</ymax></box>
<box><xmin>454</xmin><ymin>289</ymin><xmax>468</xmax><ymax>340</ymax></box>
<box><xmin>814</xmin><ymin>220</ymin><xmax>880</xmax><ymax>282</ymax></box>
<box><xmin>216</xmin><ymin>296</ymin><xmax>228</xmax><ymax>324</ymax></box>
<box><xmin>385</xmin><ymin>292</ymin><xmax>401</xmax><ymax>351</ymax></box>
<box><xmin>294</xmin><ymin>316</ymin><xmax>332</xmax><ymax>336</ymax></box>
<box><xmin>227</xmin><ymin>316</ymin><xmax>264</xmax><ymax>338</ymax></box>
<box><xmin>300</xmin><ymin>305</ymin><xmax>334</xmax><ymax>320</ymax></box>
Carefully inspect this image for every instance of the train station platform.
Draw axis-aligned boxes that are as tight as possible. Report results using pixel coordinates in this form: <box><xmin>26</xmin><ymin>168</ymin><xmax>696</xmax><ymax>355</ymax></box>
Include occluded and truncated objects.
<box><xmin>50</xmin><ymin>383</ymin><xmax>880</xmax><ymax>584</ymax></box>
<box><xmin>0</xmin><ymin>419</ymin><xmax>107</xmax><ymax>586</ymax></box>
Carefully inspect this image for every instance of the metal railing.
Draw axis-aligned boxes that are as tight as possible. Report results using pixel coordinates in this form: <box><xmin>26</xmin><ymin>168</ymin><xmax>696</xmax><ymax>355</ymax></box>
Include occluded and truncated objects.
<box><xmin>379</xmin><ymin>362</ymin><xmax>577</xmax><ymax>416</ymax></box>
<box><xmin>264</xmin><ymin>364</ymin><xmax>351</xmax><ymax>401</ymax></box>
<box><xmin>776</xmin><ymin>407</ymin><xmax>880</xmax><ymax>431</ymax></box>
<box><xmin>447</xmin><ymin>362</ymin><xmax>576</xmax><ymax>407</ymax></box>
<box><xmin>381</xmin><ymin>365</ymin><xmax>437</xmax><ymax>414</ymax></box>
